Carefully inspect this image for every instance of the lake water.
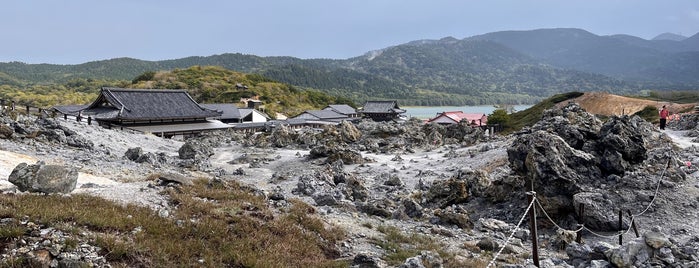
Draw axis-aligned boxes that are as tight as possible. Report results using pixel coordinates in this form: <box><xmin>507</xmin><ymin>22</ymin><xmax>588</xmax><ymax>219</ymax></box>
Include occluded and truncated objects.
<box><xmin>404</xmin><ymin>105</ymin><xmax>532</xmax><ymax>119</ymax></box>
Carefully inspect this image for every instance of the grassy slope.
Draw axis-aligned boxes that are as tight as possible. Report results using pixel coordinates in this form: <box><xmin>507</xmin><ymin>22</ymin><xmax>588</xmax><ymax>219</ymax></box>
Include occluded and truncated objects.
<box><xmin>505</xmin><ymin>92</ymin><xmax>585</xmax><ymax>132</ymax></box>
<box><xmin>130</xmin><ymin>66</ymin><xmax>353</xmax><ymax>117</ymax></box>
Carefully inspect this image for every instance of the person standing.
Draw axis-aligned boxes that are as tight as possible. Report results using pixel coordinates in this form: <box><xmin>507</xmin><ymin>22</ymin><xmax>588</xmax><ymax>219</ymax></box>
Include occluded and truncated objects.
<box><xmin>659</xmin><ymin>105</ymin><xmax>669</xmax><ymax>130</ymax></box>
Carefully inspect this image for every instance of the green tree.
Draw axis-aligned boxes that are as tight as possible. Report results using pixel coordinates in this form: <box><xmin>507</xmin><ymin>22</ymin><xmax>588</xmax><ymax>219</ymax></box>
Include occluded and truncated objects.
<box><xmin>132</xmin><ymin>71</ymin><xmax>156</xmax><ymax>84</ymax></box>
<box><xmin>488</xmin><ymin>109</ymin><xmax>510</xmax><ymax>127</ymax></box>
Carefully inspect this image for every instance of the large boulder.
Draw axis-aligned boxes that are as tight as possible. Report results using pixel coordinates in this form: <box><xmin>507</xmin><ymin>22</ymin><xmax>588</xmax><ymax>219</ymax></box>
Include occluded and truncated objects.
<box><xmin>178</xmin><ymin>140</ymin><xmax>213</xmax><ymax>160</ymax></box>
<box><xmin>36</xmin><ymin>118</ymin><xmax>94</xmax><ymax>149</ymax></box>
<box><xmin>573</xmin><ymin>192</ymin><xmax>622</xmax><ymax>231</ymax></box>
<box><xmin>9</xmin><ymin>162</ymin><xmax>78</xmax><ymax>194</ymax></box>
<box><xmin>534</xmin><ymin>102</ymin><xmax>602</xmax><ymax>149</ymax></box>
<box><xmin>593</xmin><ymin>116</ymin><xmax>648</xmax><ymax>175</ymax></box>
<box><xmin>508</xmin><ymin>130</ymin><xmax>599</xmax><ymax>198</ymax></box>
<box><xmin>423</xmin><ymin>178</ymin><xmax>469</xmax><ymax>209</ymax></box>
<box><xmin>338</xmin><ymin>121</ymin><xmax>362</xmax><ymax>142</ymax></box>
<box><xmin>0</xmin><ymin>123</ymin><xmax>14</xmax><ymax>139</ymax></box>
<box><xmin>506</xmin><ymin>103</ymin><xmax>665</xmax><ymax>224</ymax></box>
<box><xmin>309</xmin><ymin>144</ymin><xmax>365</xmax><ymax>165</ymax></box>
<box><xmin>268</xmin><ymin>123</ymin><xmax>296</xmax><ymax>147</ymax></box>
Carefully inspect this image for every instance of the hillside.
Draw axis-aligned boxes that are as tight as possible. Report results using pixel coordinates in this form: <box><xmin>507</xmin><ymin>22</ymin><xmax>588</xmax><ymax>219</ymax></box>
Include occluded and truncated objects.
<box><xmin>470</xmin><ymin>28</ymin><xmax>699</xmax><ymax>84</ymax></box>
<box><xmin>129</xmin><ymin>66</ymin><xmax>353</xmax><ymax>116</ymax></box>
<box><xmin>1</xmin><ymin>28</ymin><xmax>698</xmax><ymax>106</ymax></box>
<box><xmin>559</xmin><ymin>92</ymin><xmax>698</xmax><ymax>116</ymax></box>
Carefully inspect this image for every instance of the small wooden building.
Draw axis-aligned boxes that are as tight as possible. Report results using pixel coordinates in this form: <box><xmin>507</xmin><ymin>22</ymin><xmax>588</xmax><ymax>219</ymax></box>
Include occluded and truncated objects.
<box><xmin>360</xmin><ymin>100</ymin><xmax>406</xmax><ymax>121</ymax></box>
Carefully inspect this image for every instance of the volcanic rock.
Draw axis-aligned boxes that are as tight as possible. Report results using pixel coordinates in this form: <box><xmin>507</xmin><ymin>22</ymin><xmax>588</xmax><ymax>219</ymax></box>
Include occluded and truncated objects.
<box><xmin>9</xmin><ymin>162</ymin><xmax>78</xmax><ymax>193</ymax></box>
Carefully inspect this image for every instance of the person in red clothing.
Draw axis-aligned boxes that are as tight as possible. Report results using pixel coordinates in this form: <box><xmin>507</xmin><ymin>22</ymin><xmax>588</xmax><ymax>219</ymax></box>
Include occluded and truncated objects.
<box><xmin>659</xmin><ymin>105</ymin><xmax>670</xmax><ymax>130</ymax></box>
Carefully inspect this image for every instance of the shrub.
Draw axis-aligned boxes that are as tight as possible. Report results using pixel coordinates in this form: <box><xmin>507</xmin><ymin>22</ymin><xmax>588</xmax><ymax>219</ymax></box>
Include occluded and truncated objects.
<box><xmin>634</xmin><ymin>105</ymin><xmax>659</xmax><ymax>123</ymax></box>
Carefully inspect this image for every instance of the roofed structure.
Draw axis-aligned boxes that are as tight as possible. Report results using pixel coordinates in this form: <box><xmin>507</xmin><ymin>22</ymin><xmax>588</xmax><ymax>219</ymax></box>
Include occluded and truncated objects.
<box><xmin>360</xmin><ymin>100</ymin><xmax>406</xmax><ymax>121</ymax></box>
<box><xmin>239</xmin><ymin>108</ymin><xmax>271</xmax><ymax>123</ymax></box>
<box><xmin>75</xmin><ymin>87</ymin><xmax>231</xmax><ymax>137</ymax></box>
<box><xmin>323</xmin><ymin>104</ymin><xmax>359</xmax><ymax>118</ymax></box>
<box><xmin>427</xmin><ymin>111</ymin><xmax>488</xmax><ymax>126</ymax></box>
<box><xmin>81</xmin><ymin>87</ymin><xmax>220</xmax><ymax>123</ymax></box>
<box><xmin>52</xmin><ymin>104</ymin><xmax>88</xmax><ymax>116</ymax></box>
<box><xmin>293</xmin><ymin>109</ymin><xmax>348</xmax><ymax>122</ymax></box>
<box><xmin>199</xmin><ymin>103</ymin><xmax>241</xmax><ymax>123</ymax></box>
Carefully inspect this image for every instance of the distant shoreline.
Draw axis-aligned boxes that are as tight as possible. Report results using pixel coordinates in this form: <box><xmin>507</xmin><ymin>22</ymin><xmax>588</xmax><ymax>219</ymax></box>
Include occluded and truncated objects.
<box><xmin>404</xmin><ymin>104</ymin><xmax>532</xmax><ymax>119</ymax></box>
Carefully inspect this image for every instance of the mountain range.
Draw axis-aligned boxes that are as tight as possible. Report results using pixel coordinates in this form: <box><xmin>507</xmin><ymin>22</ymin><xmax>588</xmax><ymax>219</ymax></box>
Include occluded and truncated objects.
<box><xmin>1</xmin><ymin>28</ymin><xmax>697</xmax><ymax>105</ymax></box>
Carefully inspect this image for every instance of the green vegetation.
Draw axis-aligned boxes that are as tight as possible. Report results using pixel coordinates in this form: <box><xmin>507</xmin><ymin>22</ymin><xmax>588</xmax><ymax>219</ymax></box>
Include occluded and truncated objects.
<box><xmin>634</xmin><ymin>105</ymin><xmax>660</xmax><ymax>123</ymax></box>
<box><xmin>371</xmin><ymin>225</ymin><xmax>465</xmax><ymax>267</ymax></box>
<box><xmin>0</xmin><ymin>78</ymin><xmax>126</xmax><ymax>107</ymax></box>
<box><xmin>0</xmin><ymin>178</ymin><xmax>346</xmax><ymax>267</ymax></box>
<box><xmin>0</xmin><ymin>66</ymin><xmax>352</xmax><ymax>117</ymax></box>
<box><xmin>487</xmin><ymin>109</ymin><xmax>511</xmax><ymax>129</ymax></box>
<box><xmin>497</xmin><ymin>91</ymin><xmax>585</xmax><ymax>133</ymax></box>
<box><xmin>0</xmin><ymin>35</ymin><xmax>660</xmax><ymax>106</ymax></box>
<box><xmin>644</xmin><ymin>90</ymin><xmax>699</xmax><ymax>104</ymax></box>
<box><xmin>130</xmin><ymin>66</ymin><xmax>354</xmax><ymax>116</ymax></box>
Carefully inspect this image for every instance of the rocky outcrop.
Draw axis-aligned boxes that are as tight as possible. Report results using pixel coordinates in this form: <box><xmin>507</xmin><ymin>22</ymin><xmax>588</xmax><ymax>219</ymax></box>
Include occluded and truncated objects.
<box><xmin>507</xmin><ymin>102</ymin><xmax>683</xmax><ymax>231</ymax></box>
<box><xmin>309</xmin><ymin>144</ymin><xmax>365</xmax><ymax>165</ymax></box>
<box><xmin>269</xmin><ymin>123</ymin><xmax>296</xmax><ymax>147</ymax></box>
<box><xmin>423</xmin><ymin>178</ymin><xmax>469</xmax><ymax>209</ymax></box>
<box><xmin>0</xmin><ymin>123</ymin><xmax>13</xmax><ymax>139</ymax></box>
<box><xmin>124</xmin><ymin>147</ymin><xmax>166</xmax><ymax>165</ymax></box>
<box><xmin>178</xmin><ymin>140</ymin><xmax>213</xmax><ymax>160</ymax></box>
<box><xmin>9</xmin><ymin>162</ymin><xmax>78</xmax><ymax>194</ymax></box>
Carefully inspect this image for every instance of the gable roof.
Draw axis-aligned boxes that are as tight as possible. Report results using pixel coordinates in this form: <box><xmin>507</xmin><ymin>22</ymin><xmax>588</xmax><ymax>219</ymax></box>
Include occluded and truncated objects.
<box><xmin>361</xmin><ymin>101</ymin><xmax>406</xmax><ymax>114</ymax></box>
<box><xmin>324</xmin><ymin>104</ymin><xmax>357</xmax><ymax>115</ymax></box>
<box><xmin>52</xmin><ymin>104</ymin><xmax>88</xmax><ymax>115</ymax></box>
<box><xmin>427</xmin><ymin>111</ymin><xmax>488</xmax><ymax>124</ymax></box>
<box><xmin>238</xmin><ymin>108</ymin><xmax>272</xmax><ymax>120</ymax></box>
<box><xmin>199</xmin><ymin>103</ymin><xmax>241</xmax><ymax>120</ymax></box>
<box><xmin>294</xmin><ymin>110</ymin><xmax>347</xmax><ymax>120</ymax></box>
<box><xmin>83</xmin><ymin>87</ymin><xmax>220</xmax><ymax>121</ymax></box>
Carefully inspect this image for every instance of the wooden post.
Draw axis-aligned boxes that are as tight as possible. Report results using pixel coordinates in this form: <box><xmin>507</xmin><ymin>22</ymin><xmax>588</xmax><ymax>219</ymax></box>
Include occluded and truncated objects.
<box><xmin>576</xmin><ymin>203</ymin><xmax>585</xmax><ymax>243</ymax></box>
<box><xmin>64</xmin><ymin>114</ymin><xmax>68</xmax><ymax>120</ymax></box>
<box><xmin>618</xmin><ymin>209</ymin><xmax>623</xmax><ymax>245</ymax></box>
<box><xmin>527</xmin><ymin>191</ymin><xmax>539</xmax><ymax>267</ymax></box>
<box><xmin>26</xmin><ymin>106</ymin><xmax>30</xmax><ymax>113</ymax></box>
<box><xmin>87</xmin><ymin>116</ymin><xmax>92</xmax><ymax>125</ymax></box>
<box><xmin>627</xmin><ymin>210</ymin><xmax>639</xmax><ymax>238</ymax></box>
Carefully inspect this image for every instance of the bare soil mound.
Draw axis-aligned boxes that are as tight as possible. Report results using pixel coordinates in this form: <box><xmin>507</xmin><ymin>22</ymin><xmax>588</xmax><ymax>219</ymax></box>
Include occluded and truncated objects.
<box><xmin>557</xmin><ymin>92</ymin><xmax>697</xmax><ymax>116</ymax></box>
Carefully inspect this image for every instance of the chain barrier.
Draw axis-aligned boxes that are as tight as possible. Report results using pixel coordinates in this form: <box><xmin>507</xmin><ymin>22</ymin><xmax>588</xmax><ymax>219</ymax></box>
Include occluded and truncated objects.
<box><xmin>536</xmin><ymin>158</ymin><xmax>672</xmax><ymax>241</ymax></box>
<box><xmin>485</xmin><ymin>197</ymin><xmax>536</xmax><ymax>268</ymax></box>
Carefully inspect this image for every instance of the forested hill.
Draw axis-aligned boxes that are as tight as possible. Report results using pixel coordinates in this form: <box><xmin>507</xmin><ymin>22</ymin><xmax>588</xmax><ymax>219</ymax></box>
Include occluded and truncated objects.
<box><xmin>2</xmin><ymin>28</ymin><xmax>696</xmax><ymax>106</ymax></box>
<box><xmin>469</xmin><ymin>28</ymin><xmax>699</xmax><ymax>86</ymax></box>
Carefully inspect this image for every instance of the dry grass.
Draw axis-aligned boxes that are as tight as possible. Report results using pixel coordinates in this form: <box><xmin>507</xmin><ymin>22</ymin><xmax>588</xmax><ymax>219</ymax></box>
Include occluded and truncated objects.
<box><xmin>561</xmin><ymin>92</ymin><xmax>697</xmax><ymax>116</ymax></box>
<box><xmin>0</xmin><ymin>178</ymin><xmax>347</xmax><ymax>267</ymax></box>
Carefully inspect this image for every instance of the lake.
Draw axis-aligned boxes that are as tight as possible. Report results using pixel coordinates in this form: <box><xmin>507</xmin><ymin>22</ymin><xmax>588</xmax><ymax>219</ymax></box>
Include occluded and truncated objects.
<box><xmin>404</xmin><ymin>105</ymin><xmax>532</xmax><ymax>119</ymax></box>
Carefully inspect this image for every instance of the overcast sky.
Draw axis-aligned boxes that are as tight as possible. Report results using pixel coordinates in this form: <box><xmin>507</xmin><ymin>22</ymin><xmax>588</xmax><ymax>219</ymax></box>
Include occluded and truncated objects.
<box><xmin>2</xmin><ymin>0</ymin><xmax>698</xmax><ymax>64</ymax></box>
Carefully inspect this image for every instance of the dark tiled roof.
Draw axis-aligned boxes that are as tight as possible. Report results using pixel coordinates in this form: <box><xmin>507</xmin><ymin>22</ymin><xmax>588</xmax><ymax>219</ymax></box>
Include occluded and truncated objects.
<box><xmin>199</xmin><ymin>103</ymin><xmax>241</xmax><ymax>120</ymax></box>
<box><xmin>83</xmin><ymin>87</ymin><xmax>220</xmax><ymax>121</ymax></box>
<box><xmin>324</xmin><ymin>104</ymin><xmax>357</xmax><ymax>115</ymax></box>
<box><xmin>52</xmin><ymin>105</ymin><xmax>88</xmax><ymax>115</ymax></box>
<box><xmin>295</xmin><ymin>110</ymin><xmax>347</xmax><ymax>120</ymax></box>
<box><xmin>361</xmin><ymin>101</ymin><xmax>406</xmax><ymax>114</ymax></box>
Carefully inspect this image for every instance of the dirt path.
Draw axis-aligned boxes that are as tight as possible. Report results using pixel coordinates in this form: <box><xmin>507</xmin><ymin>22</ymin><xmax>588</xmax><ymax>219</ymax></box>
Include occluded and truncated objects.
<box><xmin>664</xmin><ymin>130</ymin><xmax>699</xmax><ymax>149</ymax></box>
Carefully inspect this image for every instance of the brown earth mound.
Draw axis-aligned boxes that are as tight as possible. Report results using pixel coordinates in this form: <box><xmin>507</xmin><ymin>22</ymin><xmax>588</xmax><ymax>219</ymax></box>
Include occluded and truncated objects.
<box><xmin>556</xmin><ymin>92</ymin><xmax>697</xmax><ymax>116</ymax></box>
